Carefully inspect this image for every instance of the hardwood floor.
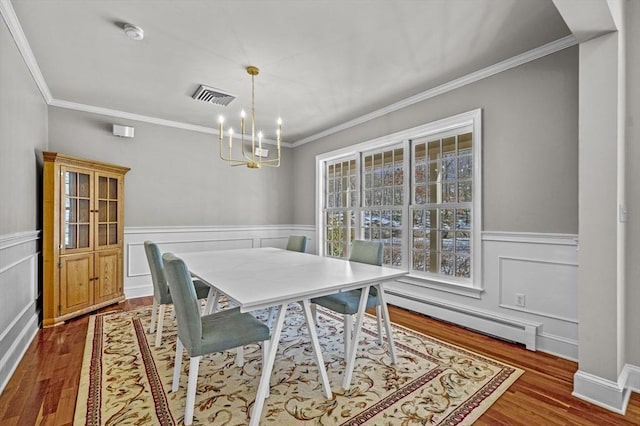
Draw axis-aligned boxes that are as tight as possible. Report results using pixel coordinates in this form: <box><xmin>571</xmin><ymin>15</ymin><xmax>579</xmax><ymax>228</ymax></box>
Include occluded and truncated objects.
<box><xmin>1</xmin><ymin>297</ymin><xmax>639</xmax><ymax>425</ymax></box>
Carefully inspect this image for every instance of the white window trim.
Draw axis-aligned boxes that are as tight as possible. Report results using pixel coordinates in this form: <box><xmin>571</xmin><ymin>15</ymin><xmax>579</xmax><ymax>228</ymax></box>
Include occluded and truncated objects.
<box><xmin>316</xmin><ymin>109</ymin><xmax>482</xmax><ymax>292</ymax></box>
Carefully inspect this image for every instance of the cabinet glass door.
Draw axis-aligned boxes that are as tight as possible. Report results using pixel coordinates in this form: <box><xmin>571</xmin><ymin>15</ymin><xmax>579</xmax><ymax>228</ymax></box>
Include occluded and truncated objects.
<box><xmin>96</xmin><ymin>174</ymin><xmax>121</xmax><ymax>249</ymax></box>
<box><xmin>62</xmin><ymin>167</ymin><xmax>92</xmax><ymax>251</ymax></box>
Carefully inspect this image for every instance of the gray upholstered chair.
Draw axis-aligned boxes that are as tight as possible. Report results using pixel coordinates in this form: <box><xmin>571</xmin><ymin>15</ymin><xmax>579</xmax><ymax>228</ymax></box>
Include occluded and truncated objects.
<box><xmin>286</xmin><ymin>235</ymin><xmax>308</xmax><ymax>252</ymax></box>
<box><xmin>144</xmin><ymin>241</ymin><xmax>210</xmax><ymax>347</ymax></box>
<box><xmin>311</xmin><ymin>240</ymin><xmax>385</xmax><ymax>357</ymax></box>
<box><xmin>163</xmin><ymin>253</ymin><xmax>271</xmax><ymax>426</ymax></box>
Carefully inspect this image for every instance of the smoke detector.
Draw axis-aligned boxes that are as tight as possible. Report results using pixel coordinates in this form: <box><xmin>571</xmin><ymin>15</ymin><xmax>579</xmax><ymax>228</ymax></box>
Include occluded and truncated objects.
<box><xmin>191</xmin><ymin>85</ymin><xmax>236</xmax><ymax>107</ymax></box>
<box><xmin>124</xmin><ymin>24</ymin><xmax>144</xmax><ymax>41</ymax></box>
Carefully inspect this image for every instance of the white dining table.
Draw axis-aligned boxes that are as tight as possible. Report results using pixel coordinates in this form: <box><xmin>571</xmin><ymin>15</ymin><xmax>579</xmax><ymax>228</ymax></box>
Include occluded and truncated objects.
<box><xmin>178</xmin><ymin>247</ymin><xmax>407</xmax><ymax>426</ymax></box>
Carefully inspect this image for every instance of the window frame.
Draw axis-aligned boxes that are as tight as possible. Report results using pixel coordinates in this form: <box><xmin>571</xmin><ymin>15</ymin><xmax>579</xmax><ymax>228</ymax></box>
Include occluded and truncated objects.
<box><xmin>316</xmin><ymin>109</ymin><xmax>482</xmax><ymax>293</ymax></box>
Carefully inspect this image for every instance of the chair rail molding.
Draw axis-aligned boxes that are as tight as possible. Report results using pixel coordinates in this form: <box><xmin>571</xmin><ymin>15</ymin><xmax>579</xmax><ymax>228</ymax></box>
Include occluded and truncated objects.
<box><xmin>123</xmin><ymin>225</ymin><xmax>316</xmax><ymax>299</ymax></box>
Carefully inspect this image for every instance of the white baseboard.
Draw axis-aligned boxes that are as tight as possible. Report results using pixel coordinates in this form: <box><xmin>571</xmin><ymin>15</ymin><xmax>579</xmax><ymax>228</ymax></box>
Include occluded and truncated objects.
<box><xmin>573</xmin><ymin>370</ymin><xmax>631</xmax><ymax>414</ymax></box>
<box><xmin>624</xmin><ymin>364</ymin><xmax>640</xmax><ymax>392</ymax></box>
<box><xmin>537</xmin><ymin>332</ymin><xmax>579</xmax><ymax>361</ymax></box>
<box><xmin>125</xmin><ymin>284</ymin><xmax>154</xmax><ymax>300</ymax></box>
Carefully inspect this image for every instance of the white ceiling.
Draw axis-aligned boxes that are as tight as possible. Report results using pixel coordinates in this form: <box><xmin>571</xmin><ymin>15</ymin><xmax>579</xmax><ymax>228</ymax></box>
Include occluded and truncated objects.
<box><xmin>9</xmin><ymin>0</ymin><xmax>570</xmax><ymax>145</ymax></box>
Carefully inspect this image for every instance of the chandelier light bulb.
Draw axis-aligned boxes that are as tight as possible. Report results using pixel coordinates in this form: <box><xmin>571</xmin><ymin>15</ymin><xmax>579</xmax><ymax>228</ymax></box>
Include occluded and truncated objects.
<box><xmin>217</xmin><ymin>65</ymin><xmax>282</xmax><ymax>168</ymax></box>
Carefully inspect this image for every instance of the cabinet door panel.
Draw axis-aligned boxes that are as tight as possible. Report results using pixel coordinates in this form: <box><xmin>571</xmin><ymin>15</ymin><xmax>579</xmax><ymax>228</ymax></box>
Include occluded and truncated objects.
<box><xmin>95</xmin><ymin>173</ymin><xmax>123</xmax><ymax>250</ymax></box>
<box><xmin>60</xmin><ymin>166</ymin><xmax>94</xmax><ymax>254</ymax></box>
<box><xmin>59</xmin><ymin>254</ymin><xmax>93</xmax><ymax>316</ymax></box>
<box><xmin>94</xmin><ymin>250</ymin><xmax>122</xmax><ymax>304</ymax></box>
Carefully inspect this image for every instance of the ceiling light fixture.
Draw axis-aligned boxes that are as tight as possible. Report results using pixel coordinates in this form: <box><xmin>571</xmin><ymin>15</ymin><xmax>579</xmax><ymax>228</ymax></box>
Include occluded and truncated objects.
<box><xmin>123</xmin><ymin>24</ymin><xmax>144</xmax><ymax>41</ymax></box>
<box><xmin>218</xmin><ymin>66</ymin><xmax>281</xmax><ymax>168</ymax></box>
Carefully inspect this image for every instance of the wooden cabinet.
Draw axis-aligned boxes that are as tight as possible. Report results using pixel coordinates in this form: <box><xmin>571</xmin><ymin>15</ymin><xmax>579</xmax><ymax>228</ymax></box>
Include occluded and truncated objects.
<box><xmin>43</xmin><ymin>152</ymin><xmax>130</xmax><ymax>326</ymax></box>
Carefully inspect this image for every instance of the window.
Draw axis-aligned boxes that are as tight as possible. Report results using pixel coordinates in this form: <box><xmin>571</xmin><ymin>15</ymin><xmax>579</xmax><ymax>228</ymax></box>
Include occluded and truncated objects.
<box><xmin>411</xmin><ymin>132</ymin><xmax>472</xmax><ymax>279</ymax></box>
<box><xmin>324</xmin><ymin>157</ymin><xmax>357</xmax><ymax>258</ymax></box>
<box><xmin>361</xmin><ymin>145</ymin><xmax>405</xmax><ymax>267</ymax></box>
<box><xmin>317</xmin><ymin>110</ymin><xmax>481</xmax><ymax>289</ymax></box>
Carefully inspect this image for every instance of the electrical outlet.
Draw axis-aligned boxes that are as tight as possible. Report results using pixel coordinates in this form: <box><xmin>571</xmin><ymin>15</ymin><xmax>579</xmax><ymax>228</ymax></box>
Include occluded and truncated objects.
<box><xmin>515</xmin><ymin>293</ymin><xmax>526</xmax><ymax>307</ymax></box>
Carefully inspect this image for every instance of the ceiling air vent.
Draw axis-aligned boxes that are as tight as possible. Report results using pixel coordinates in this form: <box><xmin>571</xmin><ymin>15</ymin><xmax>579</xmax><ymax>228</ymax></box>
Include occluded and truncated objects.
<box><xmin>191</xmin><ymin>85</ymin><xmax>236</xmax><ymax>106</ymax></box>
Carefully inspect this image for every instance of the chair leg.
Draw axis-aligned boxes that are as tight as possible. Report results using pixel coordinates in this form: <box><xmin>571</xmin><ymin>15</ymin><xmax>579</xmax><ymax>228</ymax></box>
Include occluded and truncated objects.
<box><xmin>149</xmin><ymin>299</ymin><xmax>158</xmax><ymax>333</ymax></box>
<box><xmin>266</xmin><ymin>306</ymin><xmax>277</xmax><ymax>328</ymax></box>
<box><xmin>376</xmin><ymin>305</ymin><xmax>384</xmax><ymax>346</ymax></box>
<box><xmin>262</xmin><ymin>341</ymin><xmax>270</xmax><ymax>398</ymax></box>
<box><xmin>155</xmin><ymin>304</ymin><xmax>166</xmax><ymax>347</ymax></box>
<box><xmin>310</xmin><ymin>303</ymin><xmax>318</xmax><ymax>325</ymax></box>
<box><xmin>172</xmin><ymin>339</ymin><xmax>184</xmax><ymax>392</ymax></box>
<box><xmin>236</xmin><ymin>346</ymin><xmax>244</xmax><ymax>367</ymax></box>
<box><xmin>184</xmin><ymin>356</ymin><xmax>201</xmax><ymax>426</ymax></box>
<box><xmin>344</xmin><ymin>314</ymin><xmax>353</xmax><ymax>358</ymax></box>
<box><xmin>170</xmin><ymin>306</ymin><xmax>176</xmax><ymax>321</ymax></box>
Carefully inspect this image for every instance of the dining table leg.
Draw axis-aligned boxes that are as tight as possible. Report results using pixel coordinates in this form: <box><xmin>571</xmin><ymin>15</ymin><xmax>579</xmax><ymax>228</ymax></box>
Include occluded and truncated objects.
<box><xmin>375</xmin><ymin>283</ymin><xmax>397</xmax><ymax>364</ymax></box>
<box><xmin>251</xmin><ymin>303</ymin><xmax>287</xmax><ymax>426</ymax></box>
<box><xmin>203</xmin><ymin>288</ymin><xmax>217</xmax><ymax>314</ymax></box>
<box><xmin>300</xmin><ymin>299</ymin><xmax>332</xmax><ymax>398</ymax></box>
<box><xmin>342</xmin><ymin>285</ymin><xmax>371</xmax><ymax>390</ymax></box>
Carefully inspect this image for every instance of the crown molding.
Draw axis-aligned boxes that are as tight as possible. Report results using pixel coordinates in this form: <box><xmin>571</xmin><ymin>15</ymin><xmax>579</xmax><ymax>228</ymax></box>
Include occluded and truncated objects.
<box><xmin>0</xmin><ymin>0</ymin><xmax>52</xmax><ymax>103</ymax></box>
<box><xmin>291</xmin><ymin>34</ymin><xmax>578</xmax><ymax>147</ymax></box>
<box><xmin>4</xmin><ymin>1</ymin><xmax>575</xmax><ymax>151</ymax></box>
<box><xmin>49</xmin><ymin>99</ymin><xmax>291</xmax><ymax>148</ymax></box>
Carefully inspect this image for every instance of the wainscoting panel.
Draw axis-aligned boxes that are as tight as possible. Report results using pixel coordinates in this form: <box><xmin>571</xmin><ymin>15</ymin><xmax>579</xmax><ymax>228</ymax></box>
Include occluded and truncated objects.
<box><xmin>498</xmin><ymin>256</ymin><xmax>578</xmax><ymax>322</ymax></box>
<box><xmin>0</xmin><ymin>231</ymin><xmax>40</xmax><ymax>394</ymax></box>
<box><xmin>385</xmin><ymin>232</ymin><xmax>579</xmax><ymax>360</ymax></box>
<box><xmin>123</xmin><ymin>225</ymin><xmax>315</xmax><ymax>299</ymax></box>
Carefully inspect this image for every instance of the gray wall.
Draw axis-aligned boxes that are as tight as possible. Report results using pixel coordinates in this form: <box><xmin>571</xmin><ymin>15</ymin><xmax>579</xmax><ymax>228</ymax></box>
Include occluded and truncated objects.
<box><xmin>48</xmin><ymin>108</ymin><xmax>295</xmax><ymax>226</ymax></box>
<box><xmin>0</xmin><ymin>17</ymin><xmax>47</xmax><ymax>392</ymax></box>
<box><xmin>292</xmin><ymin>47</ymin><xmax>579</xmax><ymax>235</ymax></box>
<box><xmin>626</xmin><ymin>0</ymin><xmax>640</xmax><ymax>367</ymax></box>
<box><xmin>0</xmin><ymin>22</ymin><xmax>48</xmax><ymax>235</ymax></box>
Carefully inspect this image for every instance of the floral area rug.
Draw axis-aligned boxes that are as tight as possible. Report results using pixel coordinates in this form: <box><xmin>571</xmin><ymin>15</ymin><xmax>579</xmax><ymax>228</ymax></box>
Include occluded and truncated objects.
<box><xmin>74</xmin><ymin>303</ymin><xmax>522</xmax><ymax>425</ymax></box>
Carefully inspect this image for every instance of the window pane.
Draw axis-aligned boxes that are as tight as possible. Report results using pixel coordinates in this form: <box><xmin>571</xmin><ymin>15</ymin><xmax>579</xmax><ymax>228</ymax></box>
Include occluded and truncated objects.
<box><xmin>442</xmin><ymin>137</ymin><xmax>456</xmax><ymax>158</ymax></box>
<box><xmin>412</xmin><ymin>251</ymin><xmax>425</xmax><ymax>271</ymax></box>
<box><xmin>415</xmin><ymin>185</ymin><xmax>426</xmax><ymax>204</ymax></box>
<box><xmin>427</xmin><ymin>140</ymin><xmax>440</xmax><ymax>161</ymax></box>
<box><xmin>383</xmin><ymin>188</ymin><xmax>393</xmax><ymax>205</ymax></box>
<box><xmin>441</xmin><ymin>254</ymin><xmax>455</xmax><ymax>275</ymax></box>
<box><xmin>443</xmin><ymin>158</ymin><xmax>456</xmax><ymax>180</ymax></box>
<box><xmin>455</xmin><ymin>232</ymin><xmax>470</xmax><ymax>254</ymax></box>
<box><xmin>441</xmin><ymin>209</ymin><xmax>454</xmax><ymax>230</ymax></box>
<box><xmin>415</xmin><ymin>163</ymin><xmax>426</xmax><ymax>184</ymax></box>
<box><xmin>394</xmin><ymin>164</ymin><xmax>403</xmax><ymax>186</ymax></box>
<box><xmin>442</xmin><ymin>231</ymin><xmax>454</xmax><ymax>252</ymax></box>
<box><xmin>458</xmin><ymin>154</ymin><xmax>472</xmax><ymax>179</ymax></box>
<box><xmin>456</xmin><ymin>209</ymin><xmax>471</xmax><ymax>230</ymax></box>
<box><xmin>458</xmin><ymin>132</ymin><xmax>472</xmax><ymax>152</ymax></box>
<box><xmin>394</xmin><ymin>188</ymin><xmax>403</xmax><ymax>205</ymax></box>
<box><xmin>443</xmin><ymin>182</ymin><xmax>457</xmax><ymax>203</ymax></box>
<box><xmin>456</xmin><ymin>255</ymin><xmax>471</xmax><ymax>278</ymax></box>
<box><xmin>458</xmin><ymin>181</ymin><xmax>472</xmax><ymax>202</ymax></box>
<box><xmin>413</xmin><ymin>209</ymin><xmax>424</xmax><ymax>228</ymax></box>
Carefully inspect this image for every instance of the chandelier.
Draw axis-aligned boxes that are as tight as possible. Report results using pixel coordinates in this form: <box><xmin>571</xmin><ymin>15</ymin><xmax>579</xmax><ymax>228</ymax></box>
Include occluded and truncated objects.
<box><xmin>218</xmin><ymin>66</ymin><xmax>282</xmax><ymax>168</ymax></box>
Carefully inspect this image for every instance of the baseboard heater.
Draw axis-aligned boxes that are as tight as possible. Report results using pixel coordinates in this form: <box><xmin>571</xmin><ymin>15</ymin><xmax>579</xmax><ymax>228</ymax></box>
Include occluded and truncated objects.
<box><xmin>385</xmin><ymin>289</ymin><xmax>540</xmax><ymax>351</ymax></box>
